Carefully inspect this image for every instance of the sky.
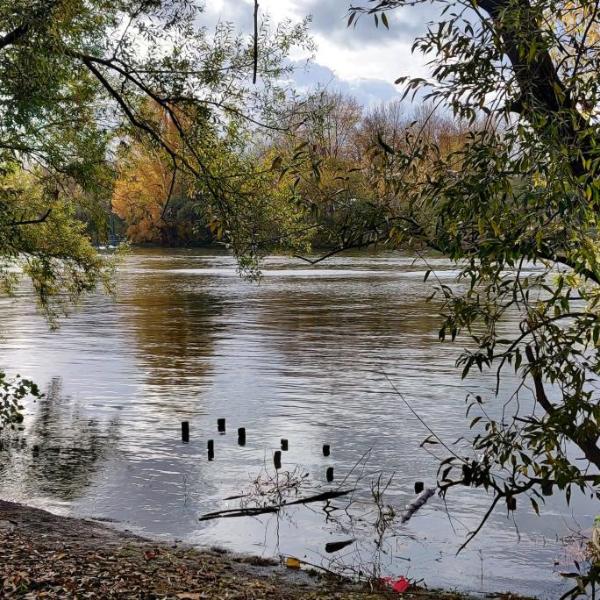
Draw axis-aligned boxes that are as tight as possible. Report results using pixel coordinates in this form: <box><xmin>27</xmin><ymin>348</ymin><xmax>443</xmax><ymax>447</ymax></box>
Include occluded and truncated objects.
<box><xmin>203</xmin><ymin>0</ymin><xmax>436</xmax><ymax>106</ymax></box>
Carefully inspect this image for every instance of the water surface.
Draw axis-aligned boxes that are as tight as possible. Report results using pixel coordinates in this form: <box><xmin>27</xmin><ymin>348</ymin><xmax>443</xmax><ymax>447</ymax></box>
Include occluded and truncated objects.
<box><xmin>0</xmin><ymin>249</ymin><xmax>594</xmax><ymax>598</ymax></box>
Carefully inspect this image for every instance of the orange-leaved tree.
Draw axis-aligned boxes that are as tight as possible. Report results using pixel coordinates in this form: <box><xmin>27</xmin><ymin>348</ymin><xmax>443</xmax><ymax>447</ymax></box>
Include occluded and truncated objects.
<box><xmin>112</xmin><ymin>102</ymin><xmax>205</xmax><ymax>245</ymax></box>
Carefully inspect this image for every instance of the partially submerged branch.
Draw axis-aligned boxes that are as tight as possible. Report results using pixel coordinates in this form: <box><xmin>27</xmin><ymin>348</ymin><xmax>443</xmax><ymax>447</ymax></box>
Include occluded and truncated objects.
<box><xmin>199</xmin><ymin>489</ymin><xmax>354</xmax><ymax>521</ymax></box>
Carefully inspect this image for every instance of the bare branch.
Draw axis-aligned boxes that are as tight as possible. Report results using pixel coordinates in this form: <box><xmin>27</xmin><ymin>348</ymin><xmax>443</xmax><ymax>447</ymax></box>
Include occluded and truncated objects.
<box><xmin>456</xmin><ymin>493</ymin><xmax>503</xmax><ymax>555</ymax></box>
<box><xmin>253</xmin><ymin>1</ymin><xmax>259</xmax><ymax>84</ymax></box>
<box><xmin>10</xmin><ymin>209</ymin><xmax>52</xmax><ymax>226</ymax></box>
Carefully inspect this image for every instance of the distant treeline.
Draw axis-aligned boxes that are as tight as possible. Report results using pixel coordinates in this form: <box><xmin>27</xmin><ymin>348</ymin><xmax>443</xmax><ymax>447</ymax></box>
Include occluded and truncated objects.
<box><xmin>93</xmin><ymin>92</ymin><xmax>471</xmax><ymax>249</ymax></box>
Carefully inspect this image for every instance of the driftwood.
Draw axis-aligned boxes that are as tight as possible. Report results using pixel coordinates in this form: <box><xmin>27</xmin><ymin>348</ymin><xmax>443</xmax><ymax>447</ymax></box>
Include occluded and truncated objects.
<box><xmin>400</xmin><ymin>487</ymin><xmax>435</xmax><ymax>524</ymax></box>
<box><xmin>199</xmin><ymin>489</ymin><xmax>353</xmax><ymax>521</ymax></box>
<box><xmin>324</xmin><ymin>539</ymin><xmax>355</xmax><ymax>553</ymax></box>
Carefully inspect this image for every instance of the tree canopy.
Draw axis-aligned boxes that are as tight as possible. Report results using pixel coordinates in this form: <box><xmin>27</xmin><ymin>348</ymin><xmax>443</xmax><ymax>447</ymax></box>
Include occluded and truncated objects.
<box><xmin>0</xmin><ymin>0</ymin><xmax>310</xmax><ymax>426</ymax></box>
<box><xmin>342</xmin><ymin>1</ymin><xmax>600</xmax><ymax>593</ymax></box>
<box><xmin>0</xmin><ymin>0</ymin><xmax>310</xmax><ymax>302</ymax></box>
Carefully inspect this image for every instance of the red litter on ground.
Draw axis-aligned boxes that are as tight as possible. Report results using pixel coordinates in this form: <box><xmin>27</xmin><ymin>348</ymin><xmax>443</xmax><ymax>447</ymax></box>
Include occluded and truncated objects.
<box><xmin>381</xmin><ymin>576</ymin><xmax>410</xmax><ymax>593</ymax></box>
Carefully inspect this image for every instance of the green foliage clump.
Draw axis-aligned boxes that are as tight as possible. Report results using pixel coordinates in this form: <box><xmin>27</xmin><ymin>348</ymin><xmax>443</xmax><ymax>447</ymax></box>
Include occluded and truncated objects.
<box><xmin>0</xmin><ymin>372</ymin><xmax>41</xmax><ymax>431</ymax></box>
<box><xmin>0</xmin><ymin>168</ymin><xmax>116</xmax><ymax>320</ymax></box>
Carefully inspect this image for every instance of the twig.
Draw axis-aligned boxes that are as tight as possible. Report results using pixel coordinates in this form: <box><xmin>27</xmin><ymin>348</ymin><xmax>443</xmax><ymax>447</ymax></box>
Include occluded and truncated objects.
<box><xmin>379</xmin><ymin>372</ymin><xmax>463</xmax><ymax>461</ymax></box>
<box><xmin>160</xmin><ymin>166</ymin><xmax>177</xmax><ymax>221</ymax></box>
<box><xmin>293</xmin><ymin>241</ymin><xmax>372</xmax><ymax>265</ymax></box>
<box><xmin>456</xmin><ymin>493</ymin><xmax>503</xmax><ymax>555</ymax></box>
<box><xmin>252</xmin><ymin>1</ymin><xmax>259</xmax><ymax>84</ymax></box>
<box><xmin>10</xmin><ymin>209</ymin><xmax>52</xmax><ymax>226</ymax></box>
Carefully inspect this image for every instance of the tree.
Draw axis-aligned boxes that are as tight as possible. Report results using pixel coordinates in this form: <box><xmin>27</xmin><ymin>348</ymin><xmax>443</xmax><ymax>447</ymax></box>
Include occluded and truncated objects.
<box><xmin>260</xmin><ymin>93</ymin><xmax>471</xmax><ymax>259</ymax></box>
<box><xmin>343</xmin><ymin>0</ymin><xmax>600</xmax><ymax>593</ymax></box>
<box><xmin>0</xmin><ymin>1</ymin><xmax>310</xmax><ymax>427</ymax></box>
<box><xmin>0</xmin><ymin>0</ymin><xmax>310</xmax><ymax>282</ymax></box>
<box><xmin>268</xmin><ymin>91</ymin><xmax>381</xmax><ymax>252</ymax></box>
<box><xmin>111</xmin><ymin>102</ymin><xmax>201</xmax><ymax>245</ymax></box>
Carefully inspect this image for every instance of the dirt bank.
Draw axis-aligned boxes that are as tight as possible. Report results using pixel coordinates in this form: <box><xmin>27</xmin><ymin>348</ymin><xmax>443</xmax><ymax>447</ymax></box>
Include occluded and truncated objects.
<box><xmin>0</xmin><ymin>500</ymin><xmax>528</xmax><ymax>599</ymax></box>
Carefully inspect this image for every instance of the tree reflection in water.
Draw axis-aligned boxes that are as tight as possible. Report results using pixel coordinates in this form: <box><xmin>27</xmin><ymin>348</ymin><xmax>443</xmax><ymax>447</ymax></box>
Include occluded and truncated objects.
<box><xmin>1</xmin><ymin>377</ymin><xmax>120</xmax><ymax>501</ymax></box>
<box><xmin>118</xmin><ymin>262</ymin><xmax>224</xmax><ymax>410</ymax></box>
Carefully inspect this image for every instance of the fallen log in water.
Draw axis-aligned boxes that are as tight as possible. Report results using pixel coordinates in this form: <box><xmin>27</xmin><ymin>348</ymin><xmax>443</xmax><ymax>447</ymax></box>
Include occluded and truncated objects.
<box><xmin>400</xmin><ymin>487</ymin><xmax>435</xmax><ymax>524</ymax></box>
<box><xmin>284</xmin><ymin>489</ymin><xmax>351</xmax><ymax>506</ymax></box>
<box><xmin>199</xmin><ymin>489</ymin><xmax>353</xmax><ymax>521</ymax></box>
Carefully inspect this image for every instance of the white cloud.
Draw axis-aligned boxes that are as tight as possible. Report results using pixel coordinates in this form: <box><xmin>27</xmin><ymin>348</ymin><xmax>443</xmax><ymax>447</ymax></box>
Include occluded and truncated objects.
<box><xmin>312</xmin><ymin>33</ymin><xmax>427</xmax><ymax>82</ymax></box>
<box><xmin>205</xmin><ymin>0</ymin><xmax>433</xmax><ymax>103</ymax></box>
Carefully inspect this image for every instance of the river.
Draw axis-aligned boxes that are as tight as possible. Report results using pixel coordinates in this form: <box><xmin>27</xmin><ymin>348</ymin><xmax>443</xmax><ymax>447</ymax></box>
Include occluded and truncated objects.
<box><xmin>0</xmin><ymin>248</ymin><xmax>595</xmax><ymax>598</ymax></box>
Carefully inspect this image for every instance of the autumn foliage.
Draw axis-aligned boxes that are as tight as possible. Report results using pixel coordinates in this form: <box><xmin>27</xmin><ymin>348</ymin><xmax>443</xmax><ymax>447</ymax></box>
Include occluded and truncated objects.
<box><xmin>112</xmin><ymin>104</ymin><xmax>201</xmax><ymax>245</ymax></box>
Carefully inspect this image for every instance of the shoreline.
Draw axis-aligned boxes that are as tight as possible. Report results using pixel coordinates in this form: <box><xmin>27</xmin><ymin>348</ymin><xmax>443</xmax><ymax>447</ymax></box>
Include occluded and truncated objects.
<box><xmin>0</xmin><ymin>500</ymin><xmax>532</xmax><ymax>599</ymax></box>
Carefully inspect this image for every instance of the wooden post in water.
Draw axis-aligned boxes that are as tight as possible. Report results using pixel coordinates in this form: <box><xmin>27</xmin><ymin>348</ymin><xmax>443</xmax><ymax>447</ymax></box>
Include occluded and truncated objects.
<box><xmin>238</xmin><ymin>427</ymin><xmax>246</xmax><ymax>446</ymax></box>
<box><xmin>326</xmin><ymin>467</ymin><xmax>334</xmax><ymax>482</ymax></box>
<box><xmin>462</xmin><ymin>464</ymin><xmax>472</xmax><ymax>486</ymax></box>
<box><xmin>274</xmin><ymin>450</ymin><xmax>282</xmax><ymax>470</ymax></box>
<box><xmin>322</xmin><ymin>444</ymin><xmax>330</xmax><ymax>457</ymax></box>
<box><xmin>207</xmin><ymin>439</ymin><xmax>214</xmax><ymax>461</ymax></box>
<box><xmin>281</xmin><ymin>439</ymin><xmax>288</xmax><ymax>451</ymax></box>
<box><xmin>181</xmin><ymin>421</ymin><xmax>190</xmax><ymax>443</ymax></box>
<box><xmin>414</xmin><ymin>481</ymin><xmax>424</xmax><ymax>494</ymax></box>
<box><xmin>217</xmin><ymin>418</ymin><xmax>226</xmax><ymax>433</ymax></box>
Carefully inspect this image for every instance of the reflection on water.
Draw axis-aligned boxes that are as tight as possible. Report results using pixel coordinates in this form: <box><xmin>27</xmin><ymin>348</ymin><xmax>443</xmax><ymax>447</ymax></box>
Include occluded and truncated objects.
<box><xmin>0</xmin><ymin>249</ymin><xmax>593</xmax><ymax>598</ymax></box>
<box><xmin>1</xmin><ymin>378</ymin><xmax>120</xmax><ymax>501</ymax></box>
<box><xmin>122</xmin><ymin>269</ymin><xmax>223</xmax><ymax>397</ymax></box>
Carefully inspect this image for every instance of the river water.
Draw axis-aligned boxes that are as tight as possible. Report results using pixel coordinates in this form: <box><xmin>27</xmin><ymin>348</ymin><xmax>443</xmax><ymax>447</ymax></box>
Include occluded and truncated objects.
<box><xmin>0</xmin><ymin>249</ymin><xmax>595</xmax><ymax>598</ymax></box>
